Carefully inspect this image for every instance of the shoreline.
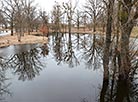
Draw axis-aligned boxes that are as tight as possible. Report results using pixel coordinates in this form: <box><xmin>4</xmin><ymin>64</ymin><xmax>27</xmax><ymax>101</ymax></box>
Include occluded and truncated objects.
<box><xmin>0</xmin><ymin>33</ymin><xmax>48</xmax><ymax>48</ymax></box>
<box><xmin>0</xmin><ymin>30</ymin><xmax>137</xmax><ymax>48</ymax></box>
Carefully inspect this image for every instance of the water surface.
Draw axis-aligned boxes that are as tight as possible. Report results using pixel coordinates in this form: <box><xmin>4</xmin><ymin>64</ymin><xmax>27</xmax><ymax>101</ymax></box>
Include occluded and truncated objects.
<box><xmin>0</xmin><ymin>33</ymin><xmax>138</xmax><ymax>102</ymax></box>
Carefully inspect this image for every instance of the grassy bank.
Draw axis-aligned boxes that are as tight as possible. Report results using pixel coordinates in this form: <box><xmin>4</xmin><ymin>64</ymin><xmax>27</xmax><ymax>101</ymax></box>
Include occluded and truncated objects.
<box><xmin>0</xmin><ymin>32</ymin><xmax>47</xmax><ymax>48</ymax></box>
<box><xmin>0</xmin><ymin>27</ymin><xmax>137</xmax><ymax>48</ymax></box>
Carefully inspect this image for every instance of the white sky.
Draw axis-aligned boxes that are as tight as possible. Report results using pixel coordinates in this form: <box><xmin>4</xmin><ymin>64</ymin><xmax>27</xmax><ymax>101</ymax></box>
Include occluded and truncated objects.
<box><xmin>35</xmin><ymin>0</ymin><xmax>86</xmax><ymax>13</ymax></box>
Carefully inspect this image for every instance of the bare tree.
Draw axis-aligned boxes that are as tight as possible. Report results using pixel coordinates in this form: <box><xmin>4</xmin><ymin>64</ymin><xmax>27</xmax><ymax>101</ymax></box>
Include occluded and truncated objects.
<box><xmin>118</xmin><ymin>0</ymin><xmax>138</xmax><ymax>80</ymax></box>
<box><xmin>63</xmin><ymin>0</ymin><xmax>77</xmax><ymax>34</ymax></box>
<box><xmin>39</xmin><ymin>10</ymin><xmax>49</xmax><ymax>25</ymax></box>
<box><xmin>2</xmin><ymin>0</ymin><xmax>16</xmax><ymax>36</ymax></box>
<box><xmin>103</xmin><ymin>0</ymin><xmax>115</xmax><ymax>80</ymax></box>
<box><xmin>75</xmin><ymin>10</ymin><xmax>82</xmax><ymax>31</ymax></box>
<box><xmin>84</xmin><ymin>0</ymin><xmax>103</xmax><ymax>32</ymax></box>
<box><xmin>51</xmin><ymin>2</ymin><xmax>63</xmax><ymax>33</ymax></box>
<box><xmin>39</xmin><ymin>10</ymin><xmax>49</xmax><ymax>37</ymax></box>
<box><xmin>14</xmin><ymin>0</ymin><xmax>28</xmax><ymax>41</ymax></box>
<box><xmin>81</xmin><ymin>13</ymin><xmax>89</xmax><ymax>32</ymax></box>
<box><xmin>24</xmin><ymin>0</ymin><xmax>37</xmax><ymax>35</ymax></box>
<box><xmin>2</xmin><ymin>0</ymin><xmax>38</xmax><ymax>37</ymax></box>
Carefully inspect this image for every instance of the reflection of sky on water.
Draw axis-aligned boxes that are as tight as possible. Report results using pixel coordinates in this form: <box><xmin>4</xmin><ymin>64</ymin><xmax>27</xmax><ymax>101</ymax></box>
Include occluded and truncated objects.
<box><xmin>5</xmin><ymin>54</ymin><xmax>103</xmax><ymax>102</ymax></box>
<box><xmin>0</xmin><ymin>33</ymin><xmax>137</xmax><ymax>102</ymax></box>
<box><xmin>0</xmin><ymin>34</ymin><xmax>103</xmax><ymax>102</ymax></box>
<box><xmin>6</xmin><ymin>61</ymin><xmax>102</xmax><ymax>102</ymax></box>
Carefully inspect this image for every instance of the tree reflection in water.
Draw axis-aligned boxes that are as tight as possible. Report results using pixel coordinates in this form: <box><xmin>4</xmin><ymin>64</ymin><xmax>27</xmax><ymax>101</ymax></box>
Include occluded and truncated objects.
<box><xmin>82</xmin><ymin>34</ymin><xmax>104</xmax><ymax>69</ymax></box>
<box><xmin>100</xmin><ymin>54</ymin><xmax>138</xmax><ymax>102</ymax></box>
<box><xmin>0</xmin><ymin>33</ymin><xmax>137</xmax><ymax>102</ymax></box>
<box><xmin>41</xmin><ymin>43</ymin><xmax>49</xmax><ymax>56</ymax></box>
<box><xmin>0</xmin><ymin>57</ymin><xmax>11</xmax><ymax>101</ymax></box>
<box><xmin>53</xmin><ymin>33</ymin><xmax>64</xmax><ymax>64</ymax></box>
<box><xmin>0</xmin><ymin>57</ymin><xmax>6</xmax><ymax>69</ymax></box>
<box><xmin>49</xmin><ymin>34</ymin><xmax>138</xmax><ymax>102</ymax></box>
<box><xmin>63</xmin><ymin>33</ymin><xmax>79</xmax><ymax>68</ymax></box>
<box><xmin>100</xmin><ymin>74</ymin><xmax>138</xmax><ymax>102</ymax></box>
<box><xmin>51</xmin><ymin>33</ymin><xmax>79</xmax><ymax>67</ymax></box>
<box><xmin>7</xmin><ymin>48</ymin><xmax>43</xmax><ymax>81</ymax></box>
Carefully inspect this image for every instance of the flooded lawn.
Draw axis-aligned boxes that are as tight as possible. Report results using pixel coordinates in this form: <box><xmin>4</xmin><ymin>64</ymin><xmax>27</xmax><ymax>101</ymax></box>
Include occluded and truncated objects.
<box><xmin>0</xmin><ymin>33</ymin><xmax>137</xmax><ymax>102</ymax></box>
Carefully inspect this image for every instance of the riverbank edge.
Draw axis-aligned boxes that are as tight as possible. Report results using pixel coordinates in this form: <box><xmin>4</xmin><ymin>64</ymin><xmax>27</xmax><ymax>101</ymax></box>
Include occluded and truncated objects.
<box><xmin>0</xmin><ymin>32</ymin><xmax>48</xmax><ymax>48</ymax></box>
<box><xmin>0</xmin><ymin>30</ymin><xmax>137</xmax><ymax>48</ymax></box>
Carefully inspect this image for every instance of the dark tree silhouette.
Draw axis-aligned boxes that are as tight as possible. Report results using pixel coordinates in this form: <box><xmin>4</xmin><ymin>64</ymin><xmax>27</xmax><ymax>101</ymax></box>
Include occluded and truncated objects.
<box><xmin>8</xmin><ymin>48</ymin><xmax>43</xmax><ymax>81</ymax></box>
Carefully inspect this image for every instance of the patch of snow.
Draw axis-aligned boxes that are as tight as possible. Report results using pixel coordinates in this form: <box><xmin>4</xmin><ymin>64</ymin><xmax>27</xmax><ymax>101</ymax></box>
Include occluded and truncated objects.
<box><xmin>0</xmin><ymin>30</ymin><xmax>11</xmax><ymax>36</ymax></box>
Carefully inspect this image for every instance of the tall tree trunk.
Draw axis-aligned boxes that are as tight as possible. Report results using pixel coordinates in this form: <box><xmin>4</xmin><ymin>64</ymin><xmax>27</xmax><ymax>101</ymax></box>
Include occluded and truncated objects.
<box><xmin>118</xmin><ymin>0</ymin><xmax>135</xmax><ymax>79</ymax></box>
<box><xmin>100</xmin><ymin>80</ymin><xmax>109</xmax><ymax>102</ymax></box>
<box><xmin>114</xmin><ymin>78</ymin><xmax>130</xmax><ymax>102</ymax></box>
<box><xmin>116</xmin><ymin>1</ymin><xmax>120</xmax><ymax>46</ymax></box>
<box><xmin>68</xmin><ymin>19</ymin><xmax>71</xmax><ymax>35</ymax></box>
<box><xmin>119</xmin><ymin>23</ymin><xmax>133</xmax><ymax>79</ymax></box>
<box><xmin>11</xmin><ymin>21</ymin><xmax>14</xmax><ymax>36</ymax></box>
<box><xmin>28</xmin><ymin>23</ymin><xmax>31</xmax><ymax>35</ymax></box>
<box><xmin>93</xmin><ymin>16</ymin><xmax>96</xmax><ymax>32</ymax></box>
<box><xmin>103</xmin><ymin>0</ymin><xmax>114</xmax><ymax>80</ymax></box>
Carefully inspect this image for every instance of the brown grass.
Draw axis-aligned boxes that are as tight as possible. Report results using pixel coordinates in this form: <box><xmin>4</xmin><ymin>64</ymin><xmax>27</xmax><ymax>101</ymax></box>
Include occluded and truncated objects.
<box><xmin>0</xmin><ymin>32</ymin><xmax>47</xmax><ymax>48</ymax></box>
<box><xmin>68</xmin><ymin>27</ymin><xmax>138</xmax><ymax>37</ymax></box>
<box><xmin>0</xmin><ymin>27</ymin><xmax>137</xmax><ymax>48</ymax></box>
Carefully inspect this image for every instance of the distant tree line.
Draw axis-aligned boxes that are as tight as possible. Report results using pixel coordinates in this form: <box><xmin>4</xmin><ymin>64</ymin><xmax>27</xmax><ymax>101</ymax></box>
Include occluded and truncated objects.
<box><xmin>0</xmin><ymin>0</ymin><xmax>48</xmax><ymax>41</ymax></box>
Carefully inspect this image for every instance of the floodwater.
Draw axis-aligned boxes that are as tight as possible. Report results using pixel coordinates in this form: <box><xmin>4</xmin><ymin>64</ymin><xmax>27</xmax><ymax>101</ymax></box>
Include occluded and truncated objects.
<box><xmin>0</xmin><ymin>33</ymin><xmax>137</xmax><ymax>102</ymax></box>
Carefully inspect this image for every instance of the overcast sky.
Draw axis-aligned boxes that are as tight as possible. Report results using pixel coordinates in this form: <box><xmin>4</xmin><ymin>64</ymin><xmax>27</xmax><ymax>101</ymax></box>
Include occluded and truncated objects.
<box><xmin>35</xmin><ymin>0</ymin><xmax>86</xmax><ymax>12</ymax></box>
